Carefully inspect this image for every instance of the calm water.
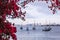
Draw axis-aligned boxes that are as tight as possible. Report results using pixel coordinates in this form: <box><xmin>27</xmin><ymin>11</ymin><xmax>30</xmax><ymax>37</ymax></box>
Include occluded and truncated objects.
<box><xmin>15</xmin><ymin>25</ymin><xmax>60</xmax><ymax>40</ymax></box>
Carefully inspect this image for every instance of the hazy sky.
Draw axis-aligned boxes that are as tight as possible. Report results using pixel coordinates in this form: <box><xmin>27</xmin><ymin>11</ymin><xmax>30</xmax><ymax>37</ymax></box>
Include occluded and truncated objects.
<box><xmin>7</xmin><ymin>1</ymin><xmax>60</xmax><ymax>25</ymax></box>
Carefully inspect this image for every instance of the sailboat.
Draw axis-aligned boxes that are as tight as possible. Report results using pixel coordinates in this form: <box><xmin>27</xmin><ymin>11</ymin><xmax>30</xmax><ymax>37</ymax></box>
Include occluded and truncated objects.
<box><xmin>20</xmin><ymin>24</ymin><xmax>23</xmax><ymax>30</ymax></box>
<box><xmin>42</xmin><ymin>20</ymin><xmax>52</xmax><ymax>31</ymax></box>
<box><xmin>26</xmin><ymin>27</ymin><xmax>29</xmax><ymax>31</ymax></box>
<box><xmin>32</xmin><ymin>21</ymin><xmax>36</xmax><ymax>30</ymax></box>
<box><xmin>42</xmin><ymin>26</ymin><xmax>51</xmax><ymax>31</ymax></box>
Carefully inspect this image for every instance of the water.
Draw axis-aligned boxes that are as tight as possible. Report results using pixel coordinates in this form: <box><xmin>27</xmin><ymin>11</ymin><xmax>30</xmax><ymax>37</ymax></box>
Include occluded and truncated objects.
<box><xmin>15</xmin><ymin>25</ymin><xmax>60</xmax><ymax>40</ymax></box>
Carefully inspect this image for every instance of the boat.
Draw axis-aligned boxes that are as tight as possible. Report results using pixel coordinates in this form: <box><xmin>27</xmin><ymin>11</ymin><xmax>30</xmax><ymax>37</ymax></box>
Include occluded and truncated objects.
<box><xmin>32</xmin><ymin>27</ymin><xmax>36</xmax><ymax>30</ymax></box>
<box><xmin>26</xmin><ymin>27</ymin><xmax>29</xmax><ymax>31</ymax></box>
<box><xmin>20</xmin><ymin>27</ymin><xmax>23</xmax><ymax>30</ymax></box>
<box><xmin>42</xmin><ymin>26</ymin><xmax>51</xmax><ymax>31</ymax></box>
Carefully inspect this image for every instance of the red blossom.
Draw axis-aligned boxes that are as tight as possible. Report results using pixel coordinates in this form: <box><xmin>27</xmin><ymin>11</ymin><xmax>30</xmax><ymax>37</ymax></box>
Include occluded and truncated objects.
<box><xmin>0</xmin><ymin>0</ymin><xmax>26</xmax><ymax>40</ymax></box>
<box><xmin>11</xmin><ymin>33</ymin><xmax>17</xmax><ymax>40</ymax></box>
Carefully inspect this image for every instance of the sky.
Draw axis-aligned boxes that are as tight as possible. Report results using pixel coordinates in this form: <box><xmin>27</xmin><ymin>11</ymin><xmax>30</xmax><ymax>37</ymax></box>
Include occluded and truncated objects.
<box><xmin>7</xmin><ymin>0</ymin><xmax>60</xmax><ymax>25</ymax></box>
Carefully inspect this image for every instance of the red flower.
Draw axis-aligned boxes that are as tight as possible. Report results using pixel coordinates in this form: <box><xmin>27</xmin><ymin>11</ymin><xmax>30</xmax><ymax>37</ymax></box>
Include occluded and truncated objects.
<box><xmin>11</xmin><ymin>33</ymin><xmax>17</xmax><ymax>40</ymax></box>
<box><xmin>0</xmin><ymin>0</ymin><xmax>25</xmax><ymax>40</ymax></box>
<box><xmin>0</xmin><ymin>29</ymin><xmax>2</xmax><ymax>33</ymax></box>
<box><xmin>10</xmin><ymin>27</ymin><xmax>17</xmax><ymax>33</ymax></box>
